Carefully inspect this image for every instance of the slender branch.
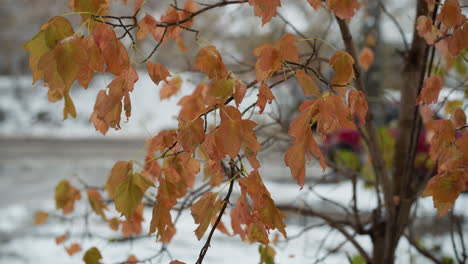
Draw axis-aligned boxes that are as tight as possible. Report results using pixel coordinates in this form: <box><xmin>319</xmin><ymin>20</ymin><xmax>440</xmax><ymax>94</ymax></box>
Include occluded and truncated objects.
<box><xmin>195</xmin><ymin>162</ymin><xmax>236</xmax><ymax>264</ymax></box>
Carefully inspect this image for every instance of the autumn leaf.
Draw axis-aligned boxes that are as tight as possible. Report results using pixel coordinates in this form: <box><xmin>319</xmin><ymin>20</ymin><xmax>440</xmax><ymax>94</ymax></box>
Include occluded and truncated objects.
<box><xmin>55</xmin><ymin>233</ymin><xmax>68</xmax><ymax>244</ymax></box>
<box><xmin>296</xmin><ymin>69</ymin><xmax>320</xmax><ymax>97</ymax></box>
<box><xmin>330</xmin><ymin>50</ymin><xmax>355</xmax><ymax>86</ymax></box>
<box><xmin>256</xmin><ymin>83</ymin><xmax>275</xmax><ymax>114</ymax></box>
<box><xmin>215</xmin><ymin>106</ymin><xmax>261</xmax><ymax>168</ymax></box>
<box><xmin>93</xmin><ymin>24</ymin><xmax>130</xmax><ymax>76</ymax></box>
<box><xmin>90</xmin><ymin>68</ymin><xmax>139</xmax><ymax>134</ymax></box>
<box><xmin>178</xmin><ymin>83</ymin><xmax>208</xmax><ymax>121</ymax></box>
<box><xmin>436</xmin><ymin>0</ymin><xmax>466</xmax><ymax>29</ymax></box>
<box><xmin>248</xmin><ymin>0</ymin><xmax>281</xmax><ymax>25</ymax></box>
<box><xmin>22</xmin><ymin>16</ymin><xmax>75</xmax><ymax>83</ymax></box>
<box><xmin>108</xmin><ymin>217</ymin><xmax>120</xmax><ymax>231</ymax></box>
<box><xmin>358</xmin><ymin>47</ymin><xmax>374</xmax><ymax>71</ymax></box>
<box><xmin>34</xmin><ymin>211</ymin><xmax>48</xmax><ymax>225</ymax></box>
<box><xmin>126</xmin><ymin>255</ymin><xmax>139</xmax><ymax>264</ymax></box>
<box><xmin>230</xmin><ymin>193</ymin><xmax>252</xmax><ymax>241</ymax></box>
<box><xmin>307</xmin><ymin>0</ymin><xmax>322</xmax><ymax>9</ymax></box>
<box><xmin>160</xmin><ymin>76</ymin><xmax>182</xmax><ymax>100</ymax></box>
<box><xmin>259</xmin><ymin>244</ymin><xmax>276</xmax><ymax>264</ymax></box>
<box><xmin>106</xmin><ymin>161</ymin><xmax>133</xmax><ymax>198</ymax></box>
<box><xmin>194</xmin><ymin>46</ymin><xmax>229</xmax><ymax>80</ymax></box>
<box><xmin>234</xmin><ymin>81</ymin><xmax>247</xmax><ymax>107</ymax></box>
<box><xmin>253</xmin><ymin>33</ymin><xmax>299</xmax><ymax>82</ymax></box>
<box><xmin>447</xmin><ymin>25</ymin><xmax>468</xmax><ymax>56</ymax></box>
<box><xmin>114</xmin><ymin>172</ymin><xmax>154</xmax><ymax>219</ymax></box>
<box><xmin>316</xmin><ymin>94</ymin><xmax>355</xmax><ymax>138</ymax></box>
<box><xmin>348</xmin><ymin>90</ymin><xmax>368</xmax><ymax>126</ymax></box>
<box><xmin>65</xmin><ymin>243</ymin><xmax>81</xmax><ymax>256</ymax></box>
<box><xmin>69</xmin><ymin>0</ymin><xmax>109</xmax><ymax>27</ymax></box>
<box><xmin>170</xmin><ymin>261</ymin><xmax>186</xmax><ymax>264</ymax></box>
<box><xmin>137</xmin><ymin>14</ymin><xmax>157</xmax><ymax>40</ymax></box>
<box><xmin>191</xmin><ymin>192</ymin><xmax>224</xmax><ymax>240</ymax></box>
<box><xmin>451</xmin><ymin>108</ymin><xmax>467</xmax><ymax>129</ymax></box>
<box><xmin>83</xmin><ymin>247</ymin><xmax>103</xmax><ymax>264</ymax></box>
<box><xmin>122</xmin><ymin>203</ymin><xmax>144</xmax><ymax>237</ymax></box>
<box><xmin>177</xmin><ymin>117</ymin><xmax>205</xmax><ymax>153</ymax></box>
<box><xmin>87</xmin><ymin>188</ymin><xmax>108</xmax><ymax>220</ymax></box>
<box><xmin>238</xmin><ymin>171</ymin><xmax>287</xmax><ymax>239</ymax></box>
<box><xmin>416</xmin><ymin>75</ymin><xmax>444</xmax><ymax>104</ymax></box>
<box><xmin>55</xmin><ymin>180</ymin><xmax>81</xmax><ymax>214</ymax></box>
<box><xmin>147</xmin><ymin>62</ymin><xmax>171</xmax><ymax>85</ymax></box>
<box><xmin>326</xmin><ymin>0</ymin><xmax>360</xmax><ymax>22</ymax></box>
<box><xmin>417</xmin><ymin>16</ymin><xmax>440</xmax><ymax>45</ymax></box>
<box><xmin>423</xmin><ymin>170</ymin><xmax>468</xmax><ymax>216</ymax></box>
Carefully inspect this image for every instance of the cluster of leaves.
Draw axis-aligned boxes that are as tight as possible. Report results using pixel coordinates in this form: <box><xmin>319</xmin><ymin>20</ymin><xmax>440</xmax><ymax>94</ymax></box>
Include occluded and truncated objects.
<box><xmin>27</xmin><ymin>0</ymin><xmax>468</xmax><ymax>263</ymax></box>
<box><xmin>413</xmin><ymin>0</ymin><xmax>468</xmax><ymax>215</ymax></box>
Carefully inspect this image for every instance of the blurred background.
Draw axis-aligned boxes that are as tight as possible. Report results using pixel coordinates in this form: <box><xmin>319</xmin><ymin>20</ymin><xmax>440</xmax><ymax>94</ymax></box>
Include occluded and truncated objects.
<box><xmin>1</xmin><ymin>0</ymin><xmax>467</xmax><ymax>263</ymax></box>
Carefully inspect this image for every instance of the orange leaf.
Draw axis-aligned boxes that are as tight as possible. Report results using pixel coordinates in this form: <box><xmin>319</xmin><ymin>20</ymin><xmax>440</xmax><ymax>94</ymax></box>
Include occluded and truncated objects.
<box><xmin>55</xmin><ymin>180</ymin><xmax>81</xmax><ymax>214</ymax></box>
<box><xmin>108</xmin><ymin>217</ymin><xmax>120</xmax><ymax>231</ymax></box>
<box><xmin>348</xmin><ymin>90</ymin><xmax>368</xmax><ymax>126</ymax></box>
<box><xmin>177</xmin><ymin>117</ymin><xmax>205</xmax><ymax>153</ymax></box>
<box><xmin>358</xmin><ymin>47</ymin><xmax>374</xmax><ymax>71</ymax></box>
<box><xmin>230</xmin><ymin>193</ymin><xmax>252</xmax><ymax>241</ymax></box>
<box><xmin>447</xmin><ymin>25</ymin><xmax>468</xmax><ymax>56</ymax></box>
<box><xmin>93</xmin><ymin>24</ymin><xmax>131</xmax><ymax>76</ymax></box>
<box><xmin>248</xmin><ymin>0</ymin><xmax>281</xmax><ymax>25</ymax></box>
<box><xmin>326</xmin><ymin>0</ymin><xmax>360</xmax><ymax>22</ymax></box>
<box><xmin>329</xmin><ymin>50</ymin><xmax>355</xmax><ymax>86</ymax></box>
<box><xmin>137</xmin><ymin>14</ymin><xmax>157</xmax><ymax>40</ymax></box>
<box><xmin>147</xmin><ymin>62</ymin><xmax>171</xmax><ymax>85</ymax></box>
<box><xmin>296</xmin><ymin>69</ymin><xmax>320</xmax><ymax>97</ymax></box>
<box><xmin>253</xmin><ymin>33</ymin><xmax>298</xmax><ymax>82</ymax></box>
<box><xmin>87</xmin><ymin>188</ymin><xmax>108</xmax><ymax>220</ymax></box>
<box><xmin>178</xmin><ymin>83</ymin><xmax>208</xmax><ymax>121</ymax></box>
<box><xmin>126</xmin><ymin>255</ymin><xmax>139</xmax><ymax>264</ymax></box>
<box><xmin>234</xmin><ymin>81</ymin><xmax>247</xmax><ymax>107</ymax></box>
<box><xmin>417</xmin><ymin>16</ymin><xmax>440</xmax><ymax>45</ymax></box>
<box><xmin>90</xmin><ymin>68</ymin><xmax>139</xmax><ymax>134</ymax></box>
<box><xmin>194</xmin><ymin>46</ymin><xmax>229</xmax><ymax>80</ymax></box>
<box><xmin>436</xmin><ymin>0</ymin><xmax>466</xmax><ymax>29</ymax></box>
<box><xmin>451</xmin><ymin>107</ymin><xmax>467</xmax><ymax>129</ymax></box>
<box><xmin>316</xmin><ymin>95</ymin><xmax>355</xmax><ymax>138</ymax></box>
<box><xmin>215</xmin><ymin>106</ymin><xmax>261</xmax><ymax>167</ymax></box>
<box><xmin>191</xmin><ymin>192</ymin><xmax>223</xmax><ymax>240</ymax></box>
<box><xmin>34</xmin><ymin>211</ymin><xmax>48</xmax><ymax>225</ymax></box>
<box><xmin>160</xmin><ymin>76</ymin><xmax>182</xmax><ymax>100</ymax></box>
<box><xmin>55</xmin><ymin>233</ymin><xmax>68</xmax><ymax>244</ymax></box>
<box><xmin>65</xmin><ymin>243</ymin><xmax>81</xmax><ymax>256</ymax></box>
<box><xmin>256</xmin><ymin>83</ymin><xmax>275</xmax><ymax>114</ymax></box>
<box><xmin>416</xmin><ymin>75</ymin><xmax>444</xmax><ymax>104</ymax></box>
<box><xmin>170</xmin><ymin>261</ymin><xmax>186</xmax><ymax>264</ymax></box>
<box><xmin>307</xmin><ymin>0</ymin><xmax>322</xmax><ymax>9</ymax></box>
<box><xmin>122</xmin><ymin>203</ymin><xmax>144</xmax><ymax>237</ymax></box>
